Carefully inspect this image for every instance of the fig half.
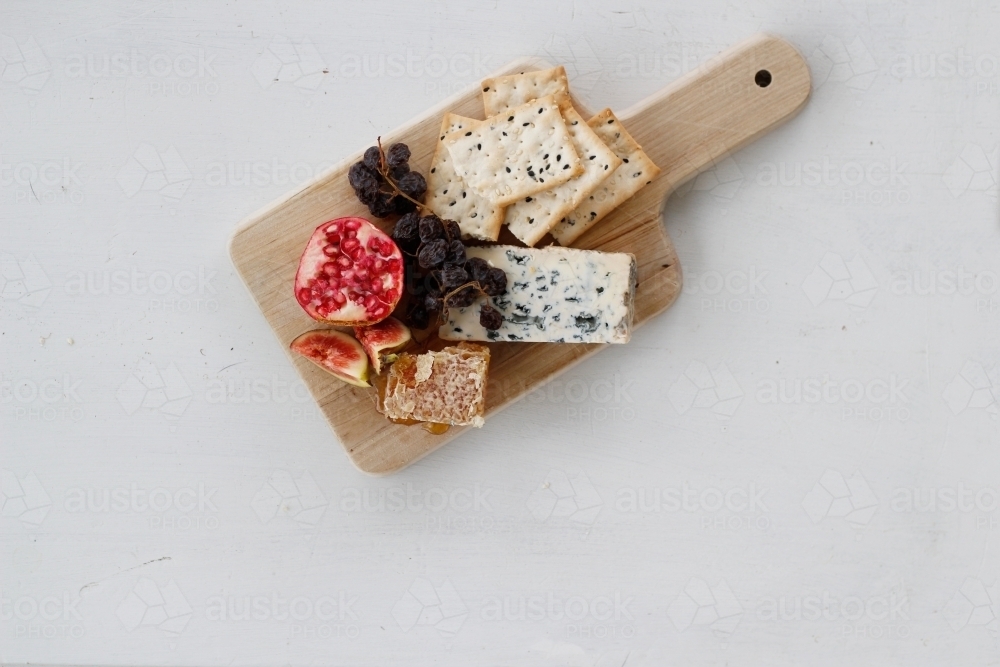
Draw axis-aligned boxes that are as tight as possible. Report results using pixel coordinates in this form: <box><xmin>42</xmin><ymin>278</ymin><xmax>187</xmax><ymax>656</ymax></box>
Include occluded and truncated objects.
<box><xmin>355</xmin><ymin>316</ymin><xmax>412</xmax><ymax>374</ymax></box>
<box><xmin>290</xmin><ymin>329</ymin><xmax>370</xmax><ymax>387</ymax></box>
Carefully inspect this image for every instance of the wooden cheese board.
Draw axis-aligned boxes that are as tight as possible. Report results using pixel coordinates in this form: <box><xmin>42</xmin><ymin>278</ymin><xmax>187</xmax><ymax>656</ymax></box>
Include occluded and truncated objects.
<box><xmin>230</xmin><ymin>33</ymin><xmax>811</xmax><ymax>475</ymax></box>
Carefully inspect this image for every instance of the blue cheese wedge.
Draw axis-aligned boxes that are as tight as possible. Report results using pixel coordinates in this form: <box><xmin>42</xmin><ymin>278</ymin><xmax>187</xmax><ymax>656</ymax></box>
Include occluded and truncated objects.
<box><xmin>439</xmin><ymin>245</ymin><xmax>637</xmax><ymax>344</ymax></box>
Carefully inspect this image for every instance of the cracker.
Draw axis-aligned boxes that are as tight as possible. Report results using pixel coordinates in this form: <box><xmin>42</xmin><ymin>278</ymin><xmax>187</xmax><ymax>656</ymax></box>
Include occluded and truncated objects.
<box><xmin>481</xmin><ymin>65</ymin><xmax>571</xmax><ymax>117</ymax></box>
<box><xmin>444</xmin><ymin>95</ymin><xmax>583</xmax><ymax>207</ymax></box>
<box><xmin>424</xmin><ymin>113</ymin><xmax>506</xmax><ymax>241</ymax></box>
<box><xmin>502</xmin><ymin>104</ymin><xmax>622</xmax><ymax>246</ymax></box>
<box><xmin>551</xmin><ymin>108</ymin><xmax>661</xmax><ymax>246</ymax></box>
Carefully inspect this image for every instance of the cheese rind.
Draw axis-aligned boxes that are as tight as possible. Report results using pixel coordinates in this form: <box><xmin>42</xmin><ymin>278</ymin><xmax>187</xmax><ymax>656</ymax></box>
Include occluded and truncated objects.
<box><xmin>439</xmin><ymin>245</ymin><xmax>637</xmax><ymax>344</ymax></box>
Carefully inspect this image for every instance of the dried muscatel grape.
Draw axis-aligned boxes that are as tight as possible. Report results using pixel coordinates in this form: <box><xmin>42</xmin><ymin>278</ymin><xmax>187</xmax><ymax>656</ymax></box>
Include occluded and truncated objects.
<box><xmin>392</xmin><ymin>212</ymin><xmax>420</xmax><ymax>250</ymax></box>
<box><xmin>482</xmin><ymin>267</ymin><xmax>507</xmax><ymax>296</ymax></box>
<box><xmin>479</xmin><ymin>304</ymin><xmax>503</xmax><ymax>330</ymax></box>
<box><xmin>446</xmin><ymin>285</ymin><xmax>478</xmax><ymax>308</ymax></box>
<box><xmin>439</xmin><ymin>263</ymin><xmax>468</xmax><ymax>290</ymax></box>
<box><xmin>445</xmin><ymin>240</ymin><xmax>466</xmax><ymax>265</ymax></box>
<box><xmin>355</xmin><ymin>180</ymin><xmax>379</xmax><ymax>206</ymax></box>
<box><xmin>417</xmin><ymin>239</ymin><xmax>448</xmax><ymax>270</ymax></box>
<box><xmin>397</xmin><ymin>171</ymin><xmax>427</xmax><ymax>200</ymax></box>
<box><xmin>369</xmin><ymin>192</ymin><xmax>396</xmax><ymax>218</ymax></box>
<box><xmin>390</xmin><ymin>164</ymin><xmax>409</xmax><ymax>182</ymax></box>
<box><xmin>443</xmin><ymin>219</ymin><xmax>462</xmax><ymax>241</ymax></box>
<box><xmin>418</xmin><ymin>215</ymin><xmax>445</xmax><ymax>242</ymax></box>
<box><xmin>424</xmin><ymin>294</ymin><xmax>444</xmax><ymax>313</ymax></box>
<box><xmin>465</xmin><ymin>257</ymin><xmax>491</xmax><ymax>284</ymax></box>
<box><xmin>348</xmin><ymin>162</ymin><xmax>377</xmax><ymax>191</ymax></box>
<box><xmin>386</xmin><ymin>143</ymin><xmax>411</xmax><ymax>168</ymax></box>
<box><xmin>364</xmin><ymin>146</ymin><xmax>383</xmax><ymax>171</ymax></box>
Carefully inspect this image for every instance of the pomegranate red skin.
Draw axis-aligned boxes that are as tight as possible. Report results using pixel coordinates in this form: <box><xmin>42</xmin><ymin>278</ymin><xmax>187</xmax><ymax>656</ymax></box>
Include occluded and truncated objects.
<box><xmin>290</xmin><ymin>329</ymin><xmax>370</xmax><ymax>387</ymax></box>
<box><xmin>294</xmin><ymin>217</ymin><xmax>404</xmax><ymax>326</ymax></box>
<box><xmin>355</xmin><ymin>316</ymin><xmax>412</xmax><ymax>374</ymax></box>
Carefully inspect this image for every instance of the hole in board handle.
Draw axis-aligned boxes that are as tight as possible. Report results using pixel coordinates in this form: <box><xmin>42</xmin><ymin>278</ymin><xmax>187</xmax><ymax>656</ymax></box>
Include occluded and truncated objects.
<box><xmin>755</xmin><ymin>69</ymin><xmax>772</xmax><ymax>87</ymax></box>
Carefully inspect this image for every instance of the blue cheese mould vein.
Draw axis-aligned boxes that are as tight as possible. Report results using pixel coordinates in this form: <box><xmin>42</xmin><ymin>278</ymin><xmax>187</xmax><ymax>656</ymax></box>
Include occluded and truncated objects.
<box><xmin>439</xmin><ymin>246</ymin><xmax>637</xmax><ymax>344</ymax></box>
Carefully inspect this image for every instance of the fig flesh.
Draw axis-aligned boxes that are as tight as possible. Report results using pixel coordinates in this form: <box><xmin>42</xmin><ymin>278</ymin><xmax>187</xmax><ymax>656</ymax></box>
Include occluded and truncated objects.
<box><xmin>290</xmin><ymin>329</ymin><xmax>370</xmax><ymax>387</ymax></box>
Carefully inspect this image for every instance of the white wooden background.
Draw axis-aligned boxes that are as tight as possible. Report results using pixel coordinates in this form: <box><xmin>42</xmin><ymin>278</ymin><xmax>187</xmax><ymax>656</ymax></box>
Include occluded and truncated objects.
<box><xmin>2</xmin><ymin>1</ymin><xmax>999</xmax><ymax>665</ymax></box>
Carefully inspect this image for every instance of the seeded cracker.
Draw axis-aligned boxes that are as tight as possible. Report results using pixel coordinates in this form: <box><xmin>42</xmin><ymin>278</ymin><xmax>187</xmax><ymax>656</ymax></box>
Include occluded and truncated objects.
<box><xmin>551</xmin><ymin>108</ymin><xmax>661</xmax><ymax>246</ymax></box>
<box><xmin>502</xmin><ymin>103</ymin><xmax>622</xmax><ymax>246</ymax></box>
<box><xmin>424</xmin><ymin>113</ymin><xmax>506</xmax><ymax>241</ymax></box>
<box><xmin>481</xmin><ymin>65</ymin><xmax>571</xmax><ymax>117</ymax></box>
<box><xmin>444</xmin><ymin>95</ymin><xmax>583</xmax><ymax>207</ymax></box>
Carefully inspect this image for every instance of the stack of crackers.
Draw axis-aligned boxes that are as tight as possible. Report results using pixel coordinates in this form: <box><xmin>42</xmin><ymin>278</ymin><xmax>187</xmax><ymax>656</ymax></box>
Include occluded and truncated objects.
<box><xmin>424</xmin><ymin>66</ymin><xmax>661</xmax><ymax>247</ymax></box>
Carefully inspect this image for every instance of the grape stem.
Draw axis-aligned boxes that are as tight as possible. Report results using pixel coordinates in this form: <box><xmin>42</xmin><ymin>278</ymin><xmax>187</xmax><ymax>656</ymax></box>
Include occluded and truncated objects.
<box><xmin>438</xmin><ymin>281</ymin><xmax>489</xmax><ymax>319</ymax></box>
<box><xmin>376</xmin><ymin>136</ymin><xmax>428</xmax><ymax>212</ymax></box>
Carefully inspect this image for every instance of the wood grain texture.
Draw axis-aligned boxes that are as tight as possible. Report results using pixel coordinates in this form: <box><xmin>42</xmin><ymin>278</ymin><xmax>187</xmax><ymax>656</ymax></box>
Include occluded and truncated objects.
<box><xmin>229</xmin><ymin>33</ymin><xmax>811</xmax><ymax>475</ymax></box>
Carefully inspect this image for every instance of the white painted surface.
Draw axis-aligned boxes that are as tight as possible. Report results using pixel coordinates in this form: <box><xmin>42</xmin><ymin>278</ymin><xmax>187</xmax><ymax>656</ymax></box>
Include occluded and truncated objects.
<box><xmin>2</xmin><ymin>1</ymin><xmax>999</xmax><ymax>665</ymax></box>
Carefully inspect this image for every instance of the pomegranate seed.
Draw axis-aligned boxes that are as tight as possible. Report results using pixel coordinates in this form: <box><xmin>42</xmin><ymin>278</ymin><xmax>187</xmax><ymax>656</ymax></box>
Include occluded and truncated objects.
<box><xmin>369</xmin><ymin>281</ymin><xmax>382</xmax><ymax>294</ymax></box>
<box><xmin>387</xmin><ymin>258</ymin><xmax>401</xmax><ymax>273</ymax></box>
<box><xmin>323</xmin><ymin>263</ymin><xmax>337</xmax><ymax>276</ymax></box>
<box><xmin>298</xmin><ymin>288</ymin><xmax>311</xmax><ymax>302</ymax></box>
<box><xmin>336</xmin><ymin>256</ymin><xmax>351</xmax><ymax>268</ymax></box>
<box><xmin>349</xmin><ymin>247</ymin><xmax>364</xmax><ymax>261</ymax></box>
<box><xmin>345</xmin><ymin>219</ymin><xmax>360</xmax><ymax>231</ymax></box>
<box><xmin>323</xmin><ymin>244</ymin><xmax>339</xmax><ymax>257</ymax></box>
<box><xmin>334</xmin><ymin>292</ymin><xmax>346</xmax><ymax>306</ymax></box>
<box><xmin>342</xmin><ymin>238</ymin><xmax>360</xmax><ymax>252</ymax></box>
<box><xmin>384</xmin><ymin>289</ymin><xmax>398</xmax><ymax>302</ymax></box>
<box><xmin>374</xmin><ymin>259</ymin><xmax>385</xmax><ymax>271</ymax></box>
<box><xmin>345</xmin><ymin>230</ymin><xmax>357</xmax><ymax>239</ymax></box>
<box><xmin>327</xmin><ymin>223</ymin><xmax>340</xmax><ymax>235</ymax></box>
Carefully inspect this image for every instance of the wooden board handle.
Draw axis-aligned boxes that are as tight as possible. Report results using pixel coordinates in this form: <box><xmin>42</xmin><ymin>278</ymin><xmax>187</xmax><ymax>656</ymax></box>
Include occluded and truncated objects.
<box><xmin>619</xmin><ymin>33</ymin><xmax>811</xmax><ymax>197</ymax></box>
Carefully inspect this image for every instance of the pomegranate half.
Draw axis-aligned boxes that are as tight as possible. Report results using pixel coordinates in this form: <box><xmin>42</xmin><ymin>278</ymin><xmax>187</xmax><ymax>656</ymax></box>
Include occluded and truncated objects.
<box><xmin>290</xmin><ymin>329</ymin><xmax>370</xmax><ymax>387</ymax></box>
<box><xmin>294</xmin><ymin>217</ymin><xmax>404</xmax><ymax>326</ymax></box>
